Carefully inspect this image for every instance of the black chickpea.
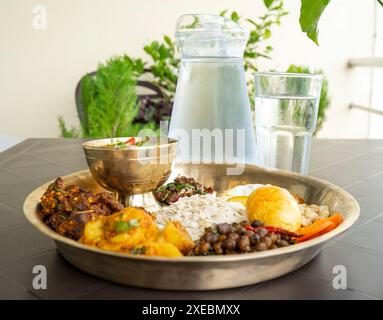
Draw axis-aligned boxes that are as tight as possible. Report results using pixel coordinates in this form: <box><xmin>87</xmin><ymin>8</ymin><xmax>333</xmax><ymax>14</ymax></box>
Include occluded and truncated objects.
<box><xmin>262</xmin><ymin>236</ymin><xmax>273</xmax><ymax>249</ymax></box>
<box><xmin>255</xmin><ymin>242</ymin><xmax>268</xmax><ymax>251</ymax></box>
<box><xmin>256</xmin><ymin>227</ymin><xmax>268</xmax><ymax>238</ymax></box>
<box><xmin>192</xmin><ymin>222</ymin><xmax>293</xmax><ymax>256</ymax></box>
<box><xmin>217</xmin><ymin>223</ymin><xmax>232</xmax><ymax>234</ymax></box>
<box><xmin>251</xmin><ymin>220</ymin><xmax>263</xmax><ymax>228</ymax></box>
<box><xmin>213</xmin><ymin>242</ymin><xmax>223</xmax><ymax>254</ymax></box>
<box><xmin>222</xmin><ymin>239</ymin><xmax>236</xmax><ymax>251</ymax></box>
<box><xmin>232</xmin><ymin>222</ymin><xmax>240</xmax><ymax>230</ymax></box>
<box><xmin>249</xmin><ymin>232</ymin><xmax>260</xmax><ymax>245</ymax></box>
<box><xmin>244</xmin><ymin>230</ymin><xmax>254</xmax><ymax>238</ymax></box>
<box><xmin>239</xmin><ymin>227</ymin><xmax>247</xmax><ymax>235</ymax></box>
<box><xmin>218</xmin><ymin>234</ymin><xmax>227</xmax><ymax>242</ymax></box>
<box><xmin>227</xmin><ymin>232</ymin><xmax>240</xmax><ymax>241</ymax></box>
<box><xmin>237</xmin><ymin>236</ymin><xmax>251</xmax><ymax>251</ymax></box>
<box><xmin>206</xmin><ymin>232</ymin><xmax>219</xmax><ymax>243</ymax></box>
<box><xmin>199</xmin><ymin>241</ymin><xmax>211</xmax><ymax>254</ymax></box>
<box><xmin>270</xmin><ymin>232</ymin><xmax>279</xmax><ymax>244</ymax></box>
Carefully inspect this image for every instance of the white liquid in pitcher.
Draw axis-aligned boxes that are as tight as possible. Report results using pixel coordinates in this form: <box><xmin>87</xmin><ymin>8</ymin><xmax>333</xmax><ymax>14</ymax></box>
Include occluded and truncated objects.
<box><xmin>169</xmin><ymin>57</ymin><xmax>256</xmax><ymax>164</ymax></box>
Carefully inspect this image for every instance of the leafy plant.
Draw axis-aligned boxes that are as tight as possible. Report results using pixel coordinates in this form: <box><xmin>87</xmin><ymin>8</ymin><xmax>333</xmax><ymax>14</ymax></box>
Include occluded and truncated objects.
<box><xmin>287</xmin><ymin>64</ymin><xmax>330</xmax><ymax>135</ymax></box>
<box><xmin>134</xmin><ymin>96</ymin><xmax>172</xmax><ymax>125</ymax></box>
<box><xmin>58</xmin><ymin>116</ymin><xmax>79</xmax><ymax>138</ymax></box>
<box><xmin>143</xmin><ymin>36</ymin><xmax>179</xmax><ymax>102</ymax></box>
<box><xmin>299</xmin><ymin>0</ymin><xmax>383</xmax><ymax>45</ymax></box>
<box><xmin>59</xmin><ymin>55</ymin><xmax>157</xmax><ymax>138</ymax></box>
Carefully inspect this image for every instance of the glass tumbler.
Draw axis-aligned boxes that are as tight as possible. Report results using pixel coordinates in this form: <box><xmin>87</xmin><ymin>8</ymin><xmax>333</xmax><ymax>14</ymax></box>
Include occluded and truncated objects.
<box><xmin>254</xmin><ymin>72</ymin><xmax>322</xmax><ymax>174</ymax></box>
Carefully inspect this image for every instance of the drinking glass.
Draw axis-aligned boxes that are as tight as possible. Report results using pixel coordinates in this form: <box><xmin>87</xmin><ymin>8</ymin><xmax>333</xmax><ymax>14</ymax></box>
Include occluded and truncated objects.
<box><xmin>254</xmin><ymin>72</ymin><xmax>323</xmax><ymax>174</ymax></box>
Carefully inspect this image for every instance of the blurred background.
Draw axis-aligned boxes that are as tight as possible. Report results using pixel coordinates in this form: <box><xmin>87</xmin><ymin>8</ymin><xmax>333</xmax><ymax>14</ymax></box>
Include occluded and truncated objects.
<box><xmin>1</xmin><ymin>0</ymin><xmax>383</xmax><ymax>151</ymax></box>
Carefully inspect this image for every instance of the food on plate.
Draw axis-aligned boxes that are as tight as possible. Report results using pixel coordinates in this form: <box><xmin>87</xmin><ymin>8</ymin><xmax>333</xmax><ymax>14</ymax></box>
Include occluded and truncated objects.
<box><xmin>246</xmin><ymin>185</ymin><xmax>302</xmax><ymax>232</ymax></box>
<box><xmin>227</xmin><ymin>195</ymin><xmax>248</xmax><ymax>207</ymax></box>
<box><xmin>154</xmin><ymin>175</ymin><xmax>214</xmax><ymax>205</ymax></box>
<box><xmin>295</xmin><ymin>213</ymin><xmax>343</xmax><ymax>243</ymax></box>
<box><xmin>186</xmin><ymin>221</ymin><xmax>295</xmax><ymax>256</ymax></box>
<box><xmin>141</xmin><ymin>238</ymin><xmax>184</xmax><ymax>257</ymax></box>
<box><xmin>162</xmin><ymin>221</ymin><xmax>195</xmax><ymax>252</ymax></box>
<box><xmin>82</xmin><ymin>207</ymin><xmax>158</xmax><ymax>248</ymax></box>
<box><xmin>39</xmin><ymin>178</ymin><xmax>123</xmax><ymax>240</ymax></box>
<box><xmin>293</xmin><ymin>194</ymin><xmax>305</xmax><ymax>204</ymax></box>
<box><xmin>104</xmin><ymin>136</ymin><xmax>152</xmax><ymax>149</ymax></box>
<box><xmin>154</xmin><ymin>194</ymin><xmax>246</xmax><ymax>241</ymax></box>
<box><xmin>38</xmin><ymin>174</ymin><xmax>345</xmax><ymax>257</ymax></box>
<box><xmin>224</xmin><ymin>184</ymin><xmax>264</xmax><ymax>197</ymax></box>
<box><xmin>81</xmin><ymin>207</ymin><xmax>194</xmax><ymax>257</ymax></box>
<box><xmin>225</xmin><ymin>185</ymin><xmax>333</xmax><ymax>229</ymax></box>
<box><xmin>299</xmin><ymin>203</ymin><xmax>330</xmax><ymax>227</ymax></box>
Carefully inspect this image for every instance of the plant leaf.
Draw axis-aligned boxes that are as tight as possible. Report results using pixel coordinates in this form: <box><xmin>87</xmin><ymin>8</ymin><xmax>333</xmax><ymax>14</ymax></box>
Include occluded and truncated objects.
<box><xmin>164</xmin><ymin>35</ymin><xmax>174</xmax><ymax>48</ymax></box>
<box><xmin>263</xmin><ymin>0</ymin><xmax>274</xmax><ymax>8</ymax></box>
<box><xmin>299</xmin><ymin>0</ymin><xmax>331</xmax><ymax>45</ymax></box>
<box><xmin>263</xmin><ymin>29</ymin><xmax>271</xmax><ymax>39</ymax></box>
<box><xmin>231</xmin><ymin>11</ymin><xmax>240</xmax><ymax>22</ymax></box>
<box><xmin>246</xmin><ymin>18</ymin><xmax>260</xmax><ymax>28</ymax></box>
<box><xmin>219</xmin><ymin>9</ymin><xmax>228</xmax><ymax>17</ymax></box>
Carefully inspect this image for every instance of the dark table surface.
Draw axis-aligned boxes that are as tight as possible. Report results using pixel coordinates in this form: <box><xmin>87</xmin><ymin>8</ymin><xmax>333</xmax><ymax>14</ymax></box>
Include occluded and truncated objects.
<box><xmin>0</xmin><ymin>138</ymin><xmax>383</xmax><ymax>300</ymax></box>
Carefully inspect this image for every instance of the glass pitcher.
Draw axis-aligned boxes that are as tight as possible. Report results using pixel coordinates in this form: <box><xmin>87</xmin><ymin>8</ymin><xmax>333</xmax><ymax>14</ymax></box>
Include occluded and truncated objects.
<box><xmin>168</xmin><ymin>14</ymin><xmax>256</xmax><ymax>165</ymax></box>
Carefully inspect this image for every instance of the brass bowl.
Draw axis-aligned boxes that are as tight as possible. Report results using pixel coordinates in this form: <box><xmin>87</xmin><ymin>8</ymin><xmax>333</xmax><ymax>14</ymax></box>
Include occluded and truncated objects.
<box><xmin>83</xmin><ymin>137</ymin><xmax>177</xmax><ymax>212</ymax></box>
<box><xmin>23</xmin><ymin>163</ymin><xmax>360</xmax><ymax>290</ymax></box>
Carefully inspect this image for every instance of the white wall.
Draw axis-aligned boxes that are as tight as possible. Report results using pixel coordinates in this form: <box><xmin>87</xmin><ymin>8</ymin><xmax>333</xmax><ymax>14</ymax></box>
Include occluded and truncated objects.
<box><xmin>1</xmin><ymin>0</ymin><xmax>382</xmax><ymax>146</ymax></box>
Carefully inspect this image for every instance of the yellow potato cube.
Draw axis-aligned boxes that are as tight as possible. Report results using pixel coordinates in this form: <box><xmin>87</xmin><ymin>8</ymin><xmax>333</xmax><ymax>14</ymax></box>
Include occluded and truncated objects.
<box><xmin>162</xmin><ymin>221</ymin><xmax>195</xmax><ymax>252</ymax></box>
<box><xmin>81</xmin><ymin>218</ymin><xmax>105</xmax><ymax>245</ymax></box>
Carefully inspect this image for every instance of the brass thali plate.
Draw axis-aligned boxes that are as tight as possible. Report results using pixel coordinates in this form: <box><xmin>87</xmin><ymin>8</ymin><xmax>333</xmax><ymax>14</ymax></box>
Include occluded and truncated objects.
<box><xmin>23</xmin><ymin>163</ymin><xmax>359</xmax><ymax>290</ymax></box>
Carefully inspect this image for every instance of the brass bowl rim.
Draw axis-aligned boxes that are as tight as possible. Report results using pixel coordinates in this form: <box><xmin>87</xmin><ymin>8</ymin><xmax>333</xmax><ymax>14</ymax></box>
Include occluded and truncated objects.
<box><xmin>84</xmin><ymin>155</ymin><xmax>177</xmax><ymax>161</ymax></box>
<box><xmin>23</xmin><ymin>165</ymin><xmax>360</xmax><ymax>263</ymax></box>
<box><xmin>82</xmin><ymin>137</ymin><xmax>178</xmax><ymax>152</ymax></box>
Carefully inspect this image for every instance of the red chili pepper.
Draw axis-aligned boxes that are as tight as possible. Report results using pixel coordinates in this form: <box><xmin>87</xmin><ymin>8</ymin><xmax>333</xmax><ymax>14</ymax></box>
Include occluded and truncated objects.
<box><xmin>264</xmin><ymin>226</ymin><xmax>301</xmax><ymax>238</ymax></box>
<box><xmin>245</xmin><ymin>225</ymin><xmax>301</xmax><ymax>238</ymax></box>
<box><xmin>245</xmin><ymin>225</ymin><xmax>256</xmax><ymax>232</ymax></box>
<box><xmin>125</xmin><ymin>137</ymin><xmax>135</xmax><ymax>145</ymax></box>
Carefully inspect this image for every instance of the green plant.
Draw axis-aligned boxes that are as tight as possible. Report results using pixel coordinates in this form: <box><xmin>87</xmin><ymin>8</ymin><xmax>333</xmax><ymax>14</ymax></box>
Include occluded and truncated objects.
<box><xmin>286</xmin><ymin>64</ymin><xmax>330</xmax><ymax>135</ymax></box>
<box><xmin>59</xmin><ymin>55</ymin><xmax>158</xmax><ymax>138</ymax></box>
<box><xmin>143</xmin><ymin>36</ymin><xmax>179</xmax><ymax>102</ymax></box>
<box><xmin>299</xmin><ymin>0</ymin><xmax>383</xmax><ymax>45</ymax></box>
<box><xmin>58</xmin><ymin>117</ymin><xmax>79</xmax><ymax>138</ymax></box>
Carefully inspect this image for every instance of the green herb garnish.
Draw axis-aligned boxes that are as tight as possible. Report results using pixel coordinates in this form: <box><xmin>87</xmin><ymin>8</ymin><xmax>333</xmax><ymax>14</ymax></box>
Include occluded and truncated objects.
<box><xmin>114</xmin><ymin>219</ymin><xmax>140</xmax><ymax>233</ymax></box>
<box><xmin>131</xmin><ymin>246</ymin><xmax>146</xmax><ymax>255</ymax></box>
<box><xmin>134</xmin><ymin>136</ymin><xmax>150</xmax><ymax>147</ymax></box>
<box><xmin>106</xmin><ymin>140</ymin><xmax>128</xmax><ymax>149</ymax></box>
